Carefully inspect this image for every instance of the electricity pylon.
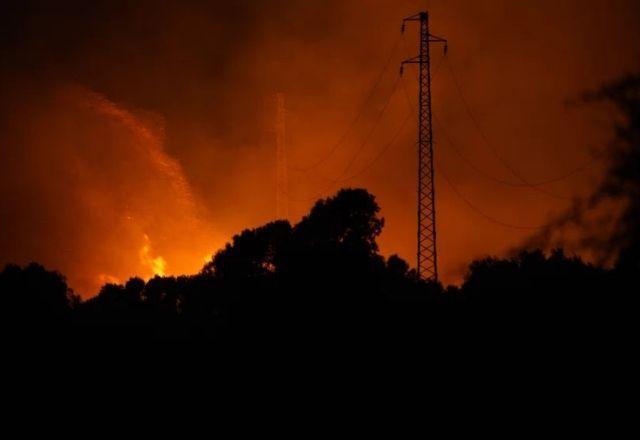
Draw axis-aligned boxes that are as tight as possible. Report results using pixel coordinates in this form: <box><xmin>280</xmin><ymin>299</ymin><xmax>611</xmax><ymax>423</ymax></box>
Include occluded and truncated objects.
<box><xmin>275</xmin><ymin>92</ymin><xmax>289</xmax><ymax>219</ymax></box>
<box><xmin>401</xmin><ymin>11</ymin><xmax>447</xmax><ymax>282</ymax></box>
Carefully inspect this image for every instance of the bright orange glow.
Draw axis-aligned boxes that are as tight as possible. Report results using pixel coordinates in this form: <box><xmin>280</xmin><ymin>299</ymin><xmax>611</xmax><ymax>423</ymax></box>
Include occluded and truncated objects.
<box><xmin>139</xmin><ymin>234</ymin><xmax>167</xmax><ymax>277</ymax></box>
<box><xmin>1</xmin><ymin>0</ymin><xmax>639</xmax><ymax>296</ymax></box>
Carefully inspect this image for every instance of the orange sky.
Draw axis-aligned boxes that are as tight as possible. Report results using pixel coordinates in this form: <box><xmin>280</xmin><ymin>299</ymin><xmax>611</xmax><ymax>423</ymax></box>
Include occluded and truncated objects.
<box><xmin>1</xmin><ymin>0</ymin><xmax>639</xmax><ymax>296</ymax></box>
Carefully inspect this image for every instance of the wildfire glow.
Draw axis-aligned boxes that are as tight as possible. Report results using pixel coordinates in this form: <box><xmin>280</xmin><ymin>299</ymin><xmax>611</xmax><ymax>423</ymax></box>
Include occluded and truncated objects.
<box><xmin>1</xmin><ymin>0</ymin><xmax>636</xmax><ymax>298</ymax></box>
<box><xmin>139</xmin><ymin>234</ymin><xmax>167</xmax><ymax>277</ymax></box>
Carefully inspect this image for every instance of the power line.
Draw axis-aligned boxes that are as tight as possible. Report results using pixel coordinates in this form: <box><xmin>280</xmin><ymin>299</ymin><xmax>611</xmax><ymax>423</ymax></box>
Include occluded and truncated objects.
<box><xmin>403</xmin><ymin>62</ymin><xmax>580</xmax><ymax>229</ymax></box>
<box><xmin>285</xmin><ymin>74</ymin><xmax>403</xmax><ymax>202</ymax></box>
<box><xmin>434</xmin><ymin>115</ymin><xmax>577</xmax><ymax>199</ymax></box>
<box><xmin>442</xmin><ymin>58</ymin><xmax>593</xmax><ymax>199</ymax></box>
<box><xmin>287</xmin><ymin>59</ymin><xmax>403</xmax><ymax>198</ymax></box>
<box><xmin>328</xmin><ymin>74</ymin><xmax>402</xmax><ymax>180</ymax></box>
<box><xmin>284</xmin><ymin>30</ymin><xmax>429</xmax><ymax>205</ymax></box>
<box><xmin>288</xmin><ymin>35</ymin><xmax>402</xmax><ymax>173</ymax></box>
<box><xmin>402</xmin><ymin>73</ymin><xmax>574</xmax><ymax>200</ymax></box>
<box><xmin>335</xmin><ymin>110</ymin><xmax>413</xmax><ymax>182</ymax></box>
<box><xmin>436</xmin><ymin>161</ymin><xmax>557</xmax><ymax>230</ymax></box>
<box><xmin>284</xmin><ymin>79</ymin><xmax>410</xmax><ymax>203</ymax></box>
<box><xmin>402</xmin><ymin>59</ymin><xmax>579</xmax><ymax>200</ymax></box>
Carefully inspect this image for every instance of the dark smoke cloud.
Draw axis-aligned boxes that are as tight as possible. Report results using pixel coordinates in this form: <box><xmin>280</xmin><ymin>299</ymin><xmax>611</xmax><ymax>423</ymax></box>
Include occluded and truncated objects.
<box><xmin>521</xmin><ymin>74</ymin><xmax>640</xmax><ymax>271</ymax></box>
<box><xmin>1</xmin><ymin>0</ymin><xmax>640</xmax><ymax>293</ymax></box>
<box><xmin>0</xmin><ymin>0</ymin><xmax>353</xmax><ymax>295</ymax></box>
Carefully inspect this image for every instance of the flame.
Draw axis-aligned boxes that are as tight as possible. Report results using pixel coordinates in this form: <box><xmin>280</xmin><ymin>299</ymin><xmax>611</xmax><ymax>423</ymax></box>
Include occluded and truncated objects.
<box><xmin>66</xmin><ymin>87</ymin><xmax>223</xmax><ymax>293</ymax></box>
<box><xmin>139</xmin><ymin>234</ymin><xmax>167</xmax><ymax>277</ymax></box>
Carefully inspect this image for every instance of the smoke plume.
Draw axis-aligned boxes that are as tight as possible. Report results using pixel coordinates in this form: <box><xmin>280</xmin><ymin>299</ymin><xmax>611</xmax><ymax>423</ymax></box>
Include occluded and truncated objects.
<box><xmin>1</xmin><ymin>0</ymin><xmax>640</xmax><ymax>290</ymax></box>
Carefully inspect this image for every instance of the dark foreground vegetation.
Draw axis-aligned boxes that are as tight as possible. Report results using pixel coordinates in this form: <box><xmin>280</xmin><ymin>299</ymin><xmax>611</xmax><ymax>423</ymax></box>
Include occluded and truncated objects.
<box><xmin>2</xmin><ymin>74</ymin><xmax>639</xmax><ymax>347</ymax></box>
<box><xmin>1</xmin><ymin>188</ymin><xmax>636</xmax><ymax>345</ymax></box>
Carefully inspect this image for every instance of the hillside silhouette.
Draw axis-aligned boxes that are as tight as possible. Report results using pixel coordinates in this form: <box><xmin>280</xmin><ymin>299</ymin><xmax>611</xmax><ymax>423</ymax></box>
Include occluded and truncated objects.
<box><xmin>1</xmin><ymin>74</ymin><xmax>639</xmax><ymax>345</ymax></box>
<box><xmin>0</xmin><ymin>187</ymin><xmax>635</xmax><ymax>345</ymax></box>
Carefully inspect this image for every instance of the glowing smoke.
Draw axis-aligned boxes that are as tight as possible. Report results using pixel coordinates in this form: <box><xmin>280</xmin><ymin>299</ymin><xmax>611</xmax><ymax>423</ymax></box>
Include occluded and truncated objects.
<box><xmin>0</xmin><ymin>83</ymin><xmax>223</xmax><ymax>297</ymax></box>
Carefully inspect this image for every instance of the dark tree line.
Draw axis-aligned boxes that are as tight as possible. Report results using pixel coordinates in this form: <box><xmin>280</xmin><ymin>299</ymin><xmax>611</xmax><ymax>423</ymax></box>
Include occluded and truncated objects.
<box><xmin>2</xmin><ymin>74</ymin><xmax>639</xmax><ymax>345</ymax></box>
<box><xmin>0</xmin><ymin>187</ymin><xmax>635</xmax><ymax>344</ymax></box>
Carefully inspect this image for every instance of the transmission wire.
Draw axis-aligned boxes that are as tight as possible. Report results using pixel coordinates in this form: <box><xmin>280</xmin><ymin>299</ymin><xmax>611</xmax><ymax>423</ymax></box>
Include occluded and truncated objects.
<box><xmin>285</xmin><ymin>75</ymin><xmax>406</xmax><ymax>202</ymax></box>
<box><xmin>443</xmin><ymin>58</ymin><xmax>597</xmax><ymax>195</ymax></box>
<box><xmin>288</xmin><ymin>34</ymin><xmax>402</xmax><ymax>173</ymax></box>
<box><xmin>436</xmin><ymin>161</ymin><xmax>558</xmax><ymax>230</ymax></box>
<box><xmin>400</xmin><ymin>62</ymin><xmax>573</xmax><ymax>200</ymax></box>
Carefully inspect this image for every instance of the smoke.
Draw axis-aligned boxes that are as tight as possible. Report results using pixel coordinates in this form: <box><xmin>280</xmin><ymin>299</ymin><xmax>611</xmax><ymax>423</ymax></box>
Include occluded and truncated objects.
<box><xmin>1</xmin><ymin>0</ymin><xmax>640</xmax><ymax>289</ymax></box>
<box><xmin>519</xmin><ymin>74</ymin><xmax>640</xmax><ymax>270</ymax></box>
<box><xmin>0</xmin><ymin>0</ymin><xmax>373</xmax><ymax>295</ymax></box>
<box><xmin>0</xmin><ymin>82</ymin><xmax>222</xmax><ymax>296</ymax></box>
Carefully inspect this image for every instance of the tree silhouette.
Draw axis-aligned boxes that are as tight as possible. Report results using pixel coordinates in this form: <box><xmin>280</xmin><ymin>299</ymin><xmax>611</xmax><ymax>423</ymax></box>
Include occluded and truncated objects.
<box><xmin>0</xmin><ymin>175</ymin><xmax>634</xmax><ymax>343</ymax></box>
<box><xmin>203</xmin><ymin>220</ymin><xmax>292</xmax><ymax>279</ymax></box>
<box><xmin>386</xmin><ymin>254</ymin><xmax>410</xmax><ymax>279</ymax></box>
<box><xmin>294</xmin><ymin>188</ymin><xmax>384</xmax><ymax>256</ymax></box>
<box><xmin>0</xmin><ymin>262</ymin><xmax>77</xmax><ymax>320</ymax></box>
<box><xmin>468</xmin><ymin>249</ymin><xmax>585</xmax><ymax>301</ymax></box>
<box><xmin>286</xmin><ymin>188</ymin><xmax>387</xmax><ymax>298</ymax></box>
<box><xmin>0</xmin><ymin>262</ymin><xmax>77</xmax><ymax>340</ymax></box>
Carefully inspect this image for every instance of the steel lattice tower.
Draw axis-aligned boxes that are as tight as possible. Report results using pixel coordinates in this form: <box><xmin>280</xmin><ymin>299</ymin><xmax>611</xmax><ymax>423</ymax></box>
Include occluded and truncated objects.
<box><xmin>275</xmin><ymin>92</ymin><xmax>288</xmax><ymax>219</ymax></box>
<box><xmin>401</xmin><ymin>12</ymin><xmax>447</xmax><ymax>281</ymax></box>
